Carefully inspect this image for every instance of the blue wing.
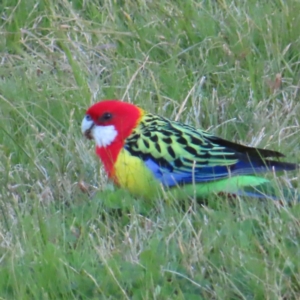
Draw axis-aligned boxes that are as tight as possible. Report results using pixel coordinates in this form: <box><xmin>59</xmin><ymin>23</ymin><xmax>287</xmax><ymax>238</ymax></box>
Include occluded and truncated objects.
<box><xmin>143</xmin><ymin>157</ymin><xmax>294</xmax><ymax>187</ymax></box>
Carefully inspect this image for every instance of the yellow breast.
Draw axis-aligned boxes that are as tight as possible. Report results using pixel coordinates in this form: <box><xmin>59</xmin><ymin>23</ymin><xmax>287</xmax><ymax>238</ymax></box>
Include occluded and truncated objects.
<box><xmin>113</xmin><ymin>148</ymin><xmax>160</xmax><ymax>198</ymax></box>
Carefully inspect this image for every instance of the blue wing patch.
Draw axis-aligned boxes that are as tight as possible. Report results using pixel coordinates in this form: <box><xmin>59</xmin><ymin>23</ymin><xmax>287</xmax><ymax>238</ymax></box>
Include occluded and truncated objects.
<box><xmin>143</xmin><ymin>157</ymin><xmax>282</xmax><ymax>187</ymax></box>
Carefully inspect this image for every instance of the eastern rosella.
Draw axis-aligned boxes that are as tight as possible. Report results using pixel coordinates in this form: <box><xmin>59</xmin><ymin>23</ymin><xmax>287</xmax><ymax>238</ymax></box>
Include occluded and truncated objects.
<box><xmin>81</xmin><ymin>100</ymin><xmax>298</xmax><ymax>200</ymax></box>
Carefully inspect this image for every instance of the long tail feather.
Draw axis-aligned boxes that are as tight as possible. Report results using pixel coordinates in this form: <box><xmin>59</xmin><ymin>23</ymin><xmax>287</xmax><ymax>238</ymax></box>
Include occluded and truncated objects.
<box><xmin>169</xmin><ymin>176</ymin><xmax>299</xmax><ymax>203</ymax></box>
<box><xmin>230</xmin><ymin>159</ymin><xmax>298</xmax><ymax>177</ymax></box>
<box><xmin>237</xmin><ymin>182</ymin><xmax>300</xmax><ymax>202</ymax></box>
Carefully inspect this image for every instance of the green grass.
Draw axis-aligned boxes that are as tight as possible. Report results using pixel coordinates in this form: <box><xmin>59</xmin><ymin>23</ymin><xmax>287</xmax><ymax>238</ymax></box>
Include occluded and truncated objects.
<box><xmin>1</xmin><ymin>0</ymin><xmax>300</xmax><ymax>298</ymax></box>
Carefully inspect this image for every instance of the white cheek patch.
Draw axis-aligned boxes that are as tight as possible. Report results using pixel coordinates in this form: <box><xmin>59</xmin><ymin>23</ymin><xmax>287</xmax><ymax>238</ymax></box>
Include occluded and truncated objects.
<box><xmin>93</xmin><ymin>125</ymin><xmax>118</xmax><ymax>148</ymax></box>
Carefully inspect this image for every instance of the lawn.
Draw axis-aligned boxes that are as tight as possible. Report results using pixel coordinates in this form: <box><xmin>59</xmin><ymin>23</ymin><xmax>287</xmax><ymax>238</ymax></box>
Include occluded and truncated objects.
<box><xmin>1</xmin><ymin>0</ymin><xmax>300</xmax><ymax>299</ymax></box>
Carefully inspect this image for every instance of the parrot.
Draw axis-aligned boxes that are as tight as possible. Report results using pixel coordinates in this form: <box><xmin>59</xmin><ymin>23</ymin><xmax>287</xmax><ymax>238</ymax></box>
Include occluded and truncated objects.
<box><xmin>81</xmin><ymin>100</ymin><xmax>299</xmax><ymax>201</ymax></box>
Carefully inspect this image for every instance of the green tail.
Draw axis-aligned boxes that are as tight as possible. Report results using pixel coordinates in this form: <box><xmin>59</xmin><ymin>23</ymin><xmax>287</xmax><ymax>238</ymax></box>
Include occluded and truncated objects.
<box><xmin>167</xmin><ymin>176</ymin><xmax>299</xmax><ymax>203</ymax></box>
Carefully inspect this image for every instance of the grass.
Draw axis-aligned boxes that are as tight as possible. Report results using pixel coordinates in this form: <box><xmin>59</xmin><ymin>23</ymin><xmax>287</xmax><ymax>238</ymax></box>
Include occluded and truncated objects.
<box><xmin>1</xmin><ymin>0</ymin><xmax>300</xmax><ymax>298</ymax></box>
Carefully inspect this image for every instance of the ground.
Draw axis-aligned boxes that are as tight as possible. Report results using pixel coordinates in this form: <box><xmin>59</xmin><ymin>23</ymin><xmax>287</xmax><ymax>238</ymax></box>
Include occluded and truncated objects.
<box><xmin>1</xmin><ymin>0</ymin><xmax>300</xmax><ymax>299</ymax></box>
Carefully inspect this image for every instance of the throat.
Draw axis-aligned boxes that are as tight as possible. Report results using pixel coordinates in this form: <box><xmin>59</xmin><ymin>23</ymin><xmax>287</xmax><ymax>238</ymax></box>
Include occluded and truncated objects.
<box><xmin>96</xmin><ymin>141</ymin><xmax>123</xmax><ymax>179</ymax></box>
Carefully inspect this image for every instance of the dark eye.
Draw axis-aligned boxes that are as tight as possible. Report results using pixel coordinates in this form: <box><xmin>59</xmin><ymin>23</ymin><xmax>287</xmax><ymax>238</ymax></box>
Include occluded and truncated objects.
<box><xmin>99</xmin><ymin>112</ymin><xmax>113</xmax><ymax>122</ymax></box>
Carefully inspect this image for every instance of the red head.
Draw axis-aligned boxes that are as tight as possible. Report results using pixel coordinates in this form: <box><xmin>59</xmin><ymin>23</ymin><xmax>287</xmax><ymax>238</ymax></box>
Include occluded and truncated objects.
<box><xmin>81</xmin><ymin>100</ymin><xmax>144</xmax><ymax>177</ymax></box>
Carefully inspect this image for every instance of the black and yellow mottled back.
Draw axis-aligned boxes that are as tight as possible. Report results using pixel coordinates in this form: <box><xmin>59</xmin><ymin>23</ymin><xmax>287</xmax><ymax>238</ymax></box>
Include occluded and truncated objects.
<box><xmin>123</xmin><ymin>113</ymin><xmax>297</xmax><ymax>186</ymax></box>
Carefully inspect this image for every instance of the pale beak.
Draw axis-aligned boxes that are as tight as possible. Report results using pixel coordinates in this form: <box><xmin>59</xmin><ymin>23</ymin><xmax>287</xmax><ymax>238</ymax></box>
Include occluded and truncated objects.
<box><xmin>81</xmin><ymin>115</ymin><xmax>94</xmax><ymax>140</ymax></box>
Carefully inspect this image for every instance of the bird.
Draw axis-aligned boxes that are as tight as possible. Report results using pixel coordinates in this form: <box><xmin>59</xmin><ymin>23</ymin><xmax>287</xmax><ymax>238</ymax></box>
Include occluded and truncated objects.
<box><xmin>81</xmin><ymin>100</ymin><xmax>299</xmax><ymax>201</ymax></box>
